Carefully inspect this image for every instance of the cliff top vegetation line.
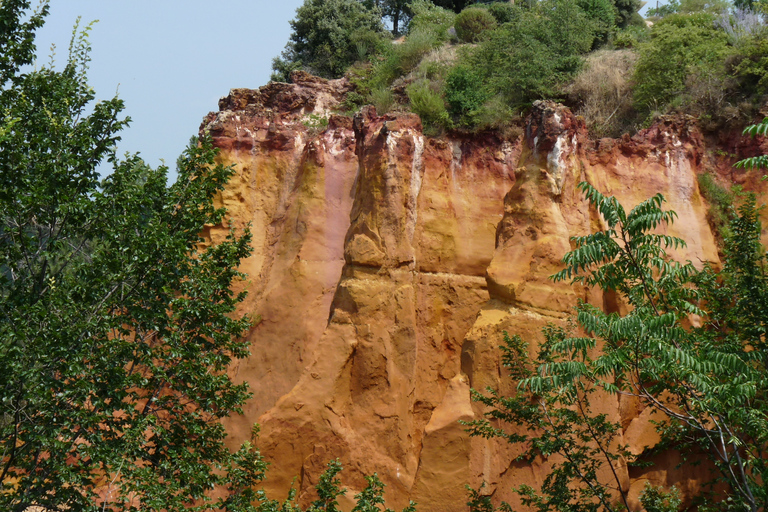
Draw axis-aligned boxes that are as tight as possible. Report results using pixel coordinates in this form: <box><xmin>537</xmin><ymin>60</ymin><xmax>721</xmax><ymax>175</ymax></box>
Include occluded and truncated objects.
<box><xmin>272</xmin><ymin>0</ymin><xmax>768</xmax><ymax>138</ymax></box>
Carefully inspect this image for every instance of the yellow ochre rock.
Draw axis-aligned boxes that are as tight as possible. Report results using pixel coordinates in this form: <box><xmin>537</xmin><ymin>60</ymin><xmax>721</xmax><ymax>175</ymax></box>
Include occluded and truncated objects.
<box><xmin>201</xmin><ymin>73</ymin><xmax>768</xmax><ymax>511</ymax></box>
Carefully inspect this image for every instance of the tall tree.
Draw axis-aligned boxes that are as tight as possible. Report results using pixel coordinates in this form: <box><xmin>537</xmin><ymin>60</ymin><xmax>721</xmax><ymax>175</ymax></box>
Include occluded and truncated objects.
<box><xmin>0</xmin><ymin>2</ymin><xmax>265</xmax><ymax>510</ymax></box>
<box><xmin>362</xmin><ymin>0</ymin><xmax>414</xmax><ymax>35</ymax></box>
<box><xmin>271</xmin><ymin>0</ymin><xmax>386</xmax><ymax>81</ymax></box>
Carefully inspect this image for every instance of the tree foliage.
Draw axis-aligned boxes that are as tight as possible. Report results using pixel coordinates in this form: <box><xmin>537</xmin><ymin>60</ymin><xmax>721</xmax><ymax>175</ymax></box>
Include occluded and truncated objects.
<box><xmin>364</xmin><ymin>0</ymin><xmax>415</xmax><ymax>36</ymax></box>
<box><xmin>255</xmin><ymin>460</ymin><xmax>417</xmax><ymax>512</ymax></box>
<box><xmin>468</xmin><ymin>182</ymin><xmax>768</xmax><ymax>511</ymax></box>
<box><xmin>454</xmin><ymin>7</ymin><xmax>498</xmax><ymax>43</ymax></box>
<box><xmin>612</xmin><ymin>0</ymin><xmax>643</xmax><ymax>27</ymax></box>
<box><xmin>462</xmin><ymin>0</ymin><xmax>596</xmax><ymax>109</ymax></box>
<box><xmin>0</xmin><ymin>2</ymin><xmax>266</xmax><ymax>510</ymax></box>
<box><xmin>633</xmin><ymin>13</ymin><xmax>730</xmax><ymax>111</ymax></box>
<box><xmin>271</xmin><ymin>0</ymin><xmax>387</xmax><ymax>81</ymax></box>
<box><xmin>735</xmin><ymin>117</ymin><xmax>768</xmax><ymax>170</ymax></box>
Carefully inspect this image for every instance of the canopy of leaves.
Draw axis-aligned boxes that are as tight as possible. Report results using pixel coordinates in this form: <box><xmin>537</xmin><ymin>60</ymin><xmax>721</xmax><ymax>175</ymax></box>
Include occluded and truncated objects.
<box><xmin>271</xmin><ymin>0</ymin><xmax>387</xmax><ymax>81</ymax></box>
<box><xmin>460</xmin><ymin>0</ymin><xmax>596</xmax><ymax>109</ymax></box>
<box><xmin>0</xmin><ymin>2</ymin><xmax>267</xmax><ymax>510</ymax></box>
<box><xmin>612</xmin><ymin>0</ymin><xmax>643</xmax><ymax>26</ymax></box>
<box><xmin>633</xmin><ymin>13</ymin><xmax>730</xmax><ymax>111</ymax></box>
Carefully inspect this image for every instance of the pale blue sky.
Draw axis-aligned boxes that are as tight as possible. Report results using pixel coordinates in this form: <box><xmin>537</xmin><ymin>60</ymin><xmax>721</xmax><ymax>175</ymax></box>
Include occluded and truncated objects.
<box><xmin>33</xmin><ymin>1</ymin><xmax>661</xmax><ymax>176</ymax></box>
<box><xmin>33</xmin><ymin>1</ymin><xmax>304</xmax><ymax>174</ymax></box>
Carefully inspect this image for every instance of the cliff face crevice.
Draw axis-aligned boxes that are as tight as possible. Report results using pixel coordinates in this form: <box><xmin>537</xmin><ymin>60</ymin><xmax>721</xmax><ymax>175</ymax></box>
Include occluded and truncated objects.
<box><xmin>201</xmin><ymin>74</ymin><xmax>768</xmax><ymax>511</ymax></box>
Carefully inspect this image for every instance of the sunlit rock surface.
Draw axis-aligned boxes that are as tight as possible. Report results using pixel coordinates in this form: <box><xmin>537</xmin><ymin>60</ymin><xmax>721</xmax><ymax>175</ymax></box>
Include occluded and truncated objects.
<box><xmin>201</xmin><ymin>72</ymin><xmax>768</xmax><ymax>511</ymax></box>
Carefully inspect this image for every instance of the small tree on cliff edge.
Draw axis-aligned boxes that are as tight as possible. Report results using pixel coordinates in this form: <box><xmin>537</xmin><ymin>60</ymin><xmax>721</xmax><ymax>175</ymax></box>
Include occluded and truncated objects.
<box><xmin>467</xmin><ymin>182</ymin><xmax>768</xmax><ymax>511</ymax></box>
<box><xmin>0</xmin><ymin>2</ymin><xmax>267</xmax><ymax>510</ymax></box>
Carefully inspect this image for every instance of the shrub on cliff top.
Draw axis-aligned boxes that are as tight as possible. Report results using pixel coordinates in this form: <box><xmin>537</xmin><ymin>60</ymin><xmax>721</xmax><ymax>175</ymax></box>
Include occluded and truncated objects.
<box><xmin>567</xmin><ymin>49</ymin><xmax>638</xmax><ymax>137</ymax></box>
<box><xmin>271</xmin><ymin>0</ymin><xmax>387</xmax><ymax>80</ymax></box>
<box><xmin>460</xmin><ymin>0</ymin><xmax>595</xmax><ymax>109</ymax></box>
<box><xmin>444</xmin><ymin>63</ymin><xmax>491</xmax><ymax>128</ymax></box>
<box><xmin>407</xmin><ymin>79</ymin><xmax>452</xmax><ymax>135</ymax></box>
<box><xmin>455</xmin><ymin>7</ymin><xmax>498</xmax><ymax>43</ymax></box>
<box><xmin>633</xmin><ymin>13</ymin><xmax>730</xmax><ymax>112</ymax></box>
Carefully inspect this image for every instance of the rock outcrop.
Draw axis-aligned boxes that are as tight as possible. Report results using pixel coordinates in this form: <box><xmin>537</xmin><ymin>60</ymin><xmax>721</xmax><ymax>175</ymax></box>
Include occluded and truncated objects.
<box><xmin>201</xmin><ymin>72</ymin><xmax>768</xmax><ymax>511</ymax></box>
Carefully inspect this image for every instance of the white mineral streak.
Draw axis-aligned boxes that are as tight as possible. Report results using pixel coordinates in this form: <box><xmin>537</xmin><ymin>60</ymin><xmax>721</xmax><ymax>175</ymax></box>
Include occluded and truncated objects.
<box><xmin>324</xmin><ymin>129</ymin><xmax>346</xmax><ymax>157</ymax></box>
<box><xmin>450</xmin><ymin>140</ymin><xmax>462</xmax><ymax>190</ymax></box>
<box><xmin>407</xmin><ymin>133</ymin><xmax>425</xmax><ymax>245</ymax></box>
<box><xmin>546</xmin><ymin>133</ymin><xmax>574</xmax><ymax>196</ymax></box>
<box><xmin>295</xmin><ymin>132</ymin><xmax>306</xmax><ymax>157</ymax></box>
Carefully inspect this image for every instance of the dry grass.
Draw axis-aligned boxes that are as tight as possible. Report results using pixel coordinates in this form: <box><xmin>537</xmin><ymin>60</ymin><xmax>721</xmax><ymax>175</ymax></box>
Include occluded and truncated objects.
<box><xmin>389</xmin><ymin>43</ymin><xmax>460</xmax><ymax>112</ymax></box>
<box><xmin>567</xmin><ymin>49</ymin><xmax>639</xmax><ymax>138</ymax></box>
<box><xmin>403</xmin><ymin>44</ymin><xmax>460</xmax><ymax>83</ymax></box>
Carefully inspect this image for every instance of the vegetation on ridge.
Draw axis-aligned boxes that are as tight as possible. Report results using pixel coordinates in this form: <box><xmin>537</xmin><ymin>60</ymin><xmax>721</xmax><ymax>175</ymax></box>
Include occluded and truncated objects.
<box><xmin>274</xmin><ymin>0</ymin><xmax>768</xmax><ymax>138</ymax></box>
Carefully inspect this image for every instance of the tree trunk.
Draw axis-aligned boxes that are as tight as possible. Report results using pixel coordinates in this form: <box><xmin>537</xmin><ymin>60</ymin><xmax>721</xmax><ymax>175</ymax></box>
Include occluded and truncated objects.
<box><xmin>393</xmin><ymin>8</ymin><xmax>400</xmax><ymax>36</ymax></box>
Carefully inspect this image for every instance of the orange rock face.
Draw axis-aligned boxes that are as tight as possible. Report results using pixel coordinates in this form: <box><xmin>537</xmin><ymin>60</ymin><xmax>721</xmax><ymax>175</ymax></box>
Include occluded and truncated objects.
<box><xmin>201</xmin><ymin>74</ymin><xmax>768</xmax><ymax>511</ymax></box>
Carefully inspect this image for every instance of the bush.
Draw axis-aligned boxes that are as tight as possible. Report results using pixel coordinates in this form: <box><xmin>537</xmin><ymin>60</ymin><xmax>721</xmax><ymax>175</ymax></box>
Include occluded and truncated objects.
<box><xmin>370</xmin><ymin>85</ymin><xmax>395</xmax><ymax>114</ymax></box>
<box><xmin>464</xmin><ymin>0</ymin><xmax>595</xmax><ymax>108</ymax></box>
<box><xmin>444</xmin><ymin>64</ymin><xmax>491</xmax><ymax>127</ymax></box>
<box><xmin>487</xmin><ymin>2</ymin><xmax>518</xmax><ymax>23</ymax></box>
<box><xmin>369</xmin><ymin>27</ymin><xmax>443</xmax><ymax>89</ymax></box>
<box><xmin>576</xmin><ymin>0</ymin><xmax>618</xmax><ymax>47</ymax></box>
<box><xmin>633</xmin><ymin>13</ymin><xmax>730</xmax><ymax>111</ymax></box>
<box><xmin>455</xmin><ymin>7</ymin><xmax>498</xmax><ymax>42</ymax></box>
<box><xmin>613</xmin><ymin>24</ymin><xmax>650</xmax><ymax>48</ymax></box>
<box><xmin>409</xmin><ymin>0</ymin><xmax>456</xmax><ymax>40</ymax></box>
<box><xmin>697</xmin><ymin>171</ymin><xmax>735</xmax><ymax>241</ymax></box>
<box><xmin>350</xmin><ymin>26</ymin><xmax>391</xmax><ymax>62</ymax></box>
<box><xmin>567</xmin><ymin>49</ymin><xmax>638</xmax><ymax>136</ymax></box>
<box><xmin>684</xmin><ymin>65</ymin><xmax>738</xmax><ymax>127</ymax></box>
<box><xmin>413</xmin><ymin>45</ymin><xmax>458</xmax><ymax>81</ymax></box>
<box><xmin>472</xmin><ymin>95</ymin><xmax>517</xmax><ymax>132</ymax></box>
<box><xmin>406</xmin><ymin>80</ymin><xmax>452</xmax><ymax>135</ymax></box>
<box><xmin>716</xmin><ymin>8</ymin><xmax>766</xmax><ymax>45</ymax></box>
<box><xmin>733</xmin><ymin>34</ymin><xmax>768</xmax><ymax>97</ymax></box>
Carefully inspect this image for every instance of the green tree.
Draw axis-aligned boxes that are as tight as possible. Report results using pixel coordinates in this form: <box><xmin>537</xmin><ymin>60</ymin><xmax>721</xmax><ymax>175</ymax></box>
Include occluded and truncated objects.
<box><xmin>461</xmin><ymin>0</ymin><xmax>595</xmax><ymax>109</ymax></box>
<box><xmin>612</xmin><ymin>0</ymin><xmax>642</xmax><ymax>27</ymax></box>
<box><xmin>735</xmin><ymin>117</ymin><xmax>768</xmax><ymax>171</ymax></box>
<box><xmin>576</xmin><ymin>0</ymin><xmax>617</xmax><ymax>47</ymax></box>
<box><xmin>633</xmin><ymin>13</ymin><xmax>730</xmax><ymax>111</ymax></box>
<box><xmin>469</xmin><ymin>182</ymin><xmax>768</xmax><ymax>511</ymax></box>
<box><xmin>0</xmin><ymin>2</ymin><xmax>266</xmax><ymax>510</ymax></box>
<box><xmin>430</xmin><ymin>0</ymin><xmax>475</xmax><ymax>13</ymax></box>
<box><xmin>365</xmin><ymin>0</ymin><xmax>415</xmax><ymax>36</ymax></box>
<box><xmin>271</xmin><ymin>0</ymin><xmax>387</xmax><ymax>80</ymax></box>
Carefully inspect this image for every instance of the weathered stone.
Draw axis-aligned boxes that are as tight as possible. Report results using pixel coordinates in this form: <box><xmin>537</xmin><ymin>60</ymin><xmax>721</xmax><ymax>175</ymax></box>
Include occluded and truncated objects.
<box><xmin>201</xmin><ymin>77</ymin><xmax>768</xmax><ymax>511</ymax></box>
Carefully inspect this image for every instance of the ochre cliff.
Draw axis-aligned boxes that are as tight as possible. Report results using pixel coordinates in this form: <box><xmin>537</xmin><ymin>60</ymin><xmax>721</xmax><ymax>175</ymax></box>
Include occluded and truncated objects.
<box><xmin>201</xmin><ymin>72</ymin><xmax>768</xmax><ymax>511</ymax></box>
